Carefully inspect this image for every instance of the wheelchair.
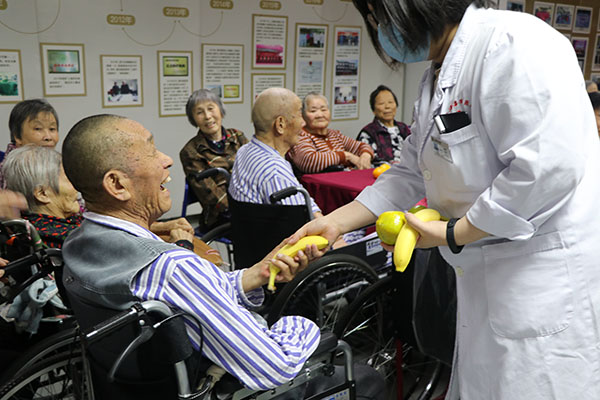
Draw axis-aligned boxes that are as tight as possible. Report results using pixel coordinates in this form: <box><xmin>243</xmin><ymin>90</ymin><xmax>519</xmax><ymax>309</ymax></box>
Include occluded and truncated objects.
<box><xmin>188</xmin><ymin>168</ymin><xmax>385</xmax><ymax>333</ymax></box>
<box><xmin>0</xmin><ymin>220</ymin><xmax>73</xmax><ymax>381</ymax></box>
<box><xmin>0</xmin><ymin>298</ymin><xmax>357</xmax><ymax>400</ymax></box>
<box><xmin>333</xmin><ymin>248</ymin><xmax>456</xmax><ymax>400</ymax></box>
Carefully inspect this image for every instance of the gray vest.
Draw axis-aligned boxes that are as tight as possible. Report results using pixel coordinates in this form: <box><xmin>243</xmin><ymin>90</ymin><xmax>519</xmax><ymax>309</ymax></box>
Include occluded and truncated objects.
<box><xmin>62</xmin><ymin>219</ymin><xmax>179</xmax><ymax>310</ymax></box>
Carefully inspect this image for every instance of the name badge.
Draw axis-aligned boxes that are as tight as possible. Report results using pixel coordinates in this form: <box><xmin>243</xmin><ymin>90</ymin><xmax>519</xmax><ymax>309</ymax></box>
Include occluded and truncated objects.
<box><xmin>431</xmin><ymin>137</ymin><xmax>453</xmax><ymax>163</ymax></box>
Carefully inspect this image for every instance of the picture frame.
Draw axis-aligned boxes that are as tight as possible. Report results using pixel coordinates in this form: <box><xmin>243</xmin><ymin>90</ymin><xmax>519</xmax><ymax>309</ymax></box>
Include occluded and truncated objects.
<box><xmin>0</xmin><ymin>49</ymin><xmax>24</xmax><ymax>103</ymax></box>
<box><xmin>100</xmin><ymin>55</ymin><xmax>143</xmax><ymax>108</ymax></box>
<box><xmin>573</xmin><ymin>6</ymin><xmax>593</xmax><ymax>34</ymax></box>
<box><xmin>553</xmin><ymin>4</ymin><xmax>574</xmax><ymax>31</ymax></box>
<box><xmin>40</xmin><ymin>43</ymin><xmax>86</xmax><ymax>97</ymax></box>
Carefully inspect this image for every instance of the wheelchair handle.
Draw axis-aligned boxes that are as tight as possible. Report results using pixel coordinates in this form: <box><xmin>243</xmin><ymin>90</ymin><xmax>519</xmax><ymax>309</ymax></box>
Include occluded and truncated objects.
<box><xmin>190</xmin><ymin>167</ymin><xmax>231</xmax><ymax>184</ymax></box>
<box><xmin>84</xmin><ymin>300</ymin><xmax>174</xmax><ymax>342</ymax></box>
<box><xmin>3</xmin><ymin>248</ymin><xmax>62</xmax><ymax>275</ymax></box>
<box><xmin>269</xmin><ymin>186</ymin><xmax>315</xmax><ymax>220</ymax></box>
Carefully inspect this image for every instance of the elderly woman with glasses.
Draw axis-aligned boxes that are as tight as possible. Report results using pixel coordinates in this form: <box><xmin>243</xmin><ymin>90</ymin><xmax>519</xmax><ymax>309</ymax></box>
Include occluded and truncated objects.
<box><xmin>180</xmin><ymin>89</ymin><xmax>248</xmax><ymax>231</ymax></box>
<box><xmin>288</xmin><ymin>0</ymin><xmax>600</xmax><ymax>398</ymax></box>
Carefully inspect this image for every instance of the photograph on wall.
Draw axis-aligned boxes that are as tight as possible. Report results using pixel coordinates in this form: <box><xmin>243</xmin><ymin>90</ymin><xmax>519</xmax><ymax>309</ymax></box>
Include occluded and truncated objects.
<box><xmin>252</xmin><ymin>14</ymin><xmax>287</xmax><ymax>69</ymax></box>
<box><xmin>499</xmin><ymin>0</ymin><xmax>525</xmax><ymax>12</ymax></box>
<box><xmin>593</xmin><ymin>34</ymin><xmax>600</xmax><ymax>71</ymax></box>
<box><xmin>533</xmin><ymin>2</ymin><xmax>554</xmax><ymax>25</ymax></box>
<box><xmin>158</xmin><ymin>51</ymin><xmax>192</xmax><ymax>117</ymax></box>
<box><xmin>251</xmin><ymin>73</ymin><xmax>285</xmax><ymax>102</ymax></box>
<box><xmin>331</xmin><ymin>26</ymin><xmax>361</xmax><ymax>120</ymax></box>
<box><xmin>40</xmin><ymin>43</ymin><xmax>86</xmax><ymax>96</ymax></box>
<box><xmin>101</xmin><ymin>55</ymin><xmax>142</xmax><ymax>108</ymax></box>
<box><xmin>0</xmin><ymin>49</ymin><xmax>24</xmax><ymax>103</ymax></box>
<box><xmin>571</xmin><ymin>37</ymin><xmax>588</xmax><ymax>73</ymax></box>
<box><xmin>573</xmin><ymin>6</ymin><xmax>593</xmax><ymax>34</ymax></box>
<box><xmin>553</xmin><ymin>4</ymin><xmax>574</xmax><ymax>30</ymax></box>
<box><xmin>202</xmin><ymin>44</ymin><xmax>243</xmax><ymax>103</ymax></box>
<box><xmin>294</xmin><ymin>23</ymin><xmax>328</xmax><ymax>99</ymax></box>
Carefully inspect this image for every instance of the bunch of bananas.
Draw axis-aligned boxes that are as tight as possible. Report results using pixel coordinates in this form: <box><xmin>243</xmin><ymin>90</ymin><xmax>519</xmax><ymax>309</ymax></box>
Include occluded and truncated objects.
<box><xmin>376</xmin><ymin>207</ymin><xmax>441</xmax><ymax>272</ymax></box>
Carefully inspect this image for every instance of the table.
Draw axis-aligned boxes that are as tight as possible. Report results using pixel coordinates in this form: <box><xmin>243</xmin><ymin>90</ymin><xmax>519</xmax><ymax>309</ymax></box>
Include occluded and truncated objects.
<box><xmin>300</xmin><ymin>168</ymin><xmax>376</xmax><ymax>215</ymax></box>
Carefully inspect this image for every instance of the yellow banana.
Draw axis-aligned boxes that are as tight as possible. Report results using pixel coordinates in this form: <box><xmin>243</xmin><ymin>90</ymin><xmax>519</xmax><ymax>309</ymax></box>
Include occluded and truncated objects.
<box><xmin>394</xmin><ymin>208</ymin><xmax>441</xmax><ymax>272</ymax></box>
<box><xmin>268</xmin><ymin>235</ymin><xmax>329</xmax><ymax>291</ymax></box>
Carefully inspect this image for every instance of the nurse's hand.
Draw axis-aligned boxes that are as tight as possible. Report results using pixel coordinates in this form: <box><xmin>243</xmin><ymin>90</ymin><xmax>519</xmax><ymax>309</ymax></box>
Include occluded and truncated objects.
<box><xmin>404</xmin><ymin>212</ymin><xmax>447</xmax><ymax>248</ymax></box>
<box><xmin>287</xmin><ymin>215</ymin><xmax>341</xmax><ymax>251</ymax></box>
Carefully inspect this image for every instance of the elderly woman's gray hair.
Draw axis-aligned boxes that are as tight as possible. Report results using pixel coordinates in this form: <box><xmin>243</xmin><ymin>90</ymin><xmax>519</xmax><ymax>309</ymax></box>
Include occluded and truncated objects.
<box><xmin>2</xmin><ymin>145</ymin><xmax>62</xmax><ymax>210</ymax></box>
<box><xmin>185</xmin><ymin>89</ymin><xmax>226</xmax><ymax>127</ymax></box>
<box><xmin>302</xmin><ymin>92</ymin><xmax>329</xmax><ymax>118</ymax></box>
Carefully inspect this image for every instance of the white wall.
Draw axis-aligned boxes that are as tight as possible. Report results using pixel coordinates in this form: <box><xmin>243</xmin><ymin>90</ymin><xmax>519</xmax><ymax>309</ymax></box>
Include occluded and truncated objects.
<box><xmin>401</xmin><ymin>61</ymin><xmax>429</xmax><ymax>124</ymax></box>
<box><xmin>0</xmin><ymin>0</ymin><xmax>405</xmax><ymax>218</ymax></box>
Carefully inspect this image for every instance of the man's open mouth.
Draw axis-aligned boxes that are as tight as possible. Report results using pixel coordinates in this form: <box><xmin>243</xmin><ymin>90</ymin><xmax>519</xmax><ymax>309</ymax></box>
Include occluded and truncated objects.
<box><xmin>160</xmin><ymin>176</ymin><xmax>171</xmax><ymax>191</ymax></box>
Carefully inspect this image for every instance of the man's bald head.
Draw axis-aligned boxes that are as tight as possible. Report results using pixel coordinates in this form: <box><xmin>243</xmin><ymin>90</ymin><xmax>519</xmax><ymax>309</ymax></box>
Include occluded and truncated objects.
<box><xmin>62</xmin><ymin>114</ymin><xmax>136</xmax><ymax>204</ymax></box>
<box><xmin>252</xmin><ymin>88</ymin><xmax>300</xmax><ymax>136</ymax></box>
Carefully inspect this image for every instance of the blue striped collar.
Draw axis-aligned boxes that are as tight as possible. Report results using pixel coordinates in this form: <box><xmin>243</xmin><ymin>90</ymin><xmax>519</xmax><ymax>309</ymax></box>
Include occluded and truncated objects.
<box><xmin>251</xmin><ymin>136</ymin><xmax>281</xmax><ymax>158</ymax></box>
<box><xmin>83</xmin><ymin>211</ymin><xmax>161</xmax><ymax>241</ymax></box>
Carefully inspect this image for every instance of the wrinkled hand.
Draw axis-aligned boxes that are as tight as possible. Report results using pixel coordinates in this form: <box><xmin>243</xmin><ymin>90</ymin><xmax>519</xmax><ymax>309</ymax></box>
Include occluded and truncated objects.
<box><xmin>151</xmin><ymin>218</ymin><xmax>194</xmax><ymax>236</ymax></box>
<box><xmin>356</xmin><ymin>153</ymin><xmax>372</xmax><ymax>170</ymax></box>
<box><xmin>169</xmin><ymin>228</ymin><xmax>194</xmax><ymax>243</ymax></box>
<box><xmin>0</xmin><ymin>257</ymin><xmax>8</xmax><ymax>278</ymax></box>
<box><xmin>344</xmin><ymin>152</ymin><xmax>360</xmax><ymax>168</ymax></box>
<box><xmin>0</xmin><ymin>190</ymin><xmax>27</xmax><ymax>220</ymax></box>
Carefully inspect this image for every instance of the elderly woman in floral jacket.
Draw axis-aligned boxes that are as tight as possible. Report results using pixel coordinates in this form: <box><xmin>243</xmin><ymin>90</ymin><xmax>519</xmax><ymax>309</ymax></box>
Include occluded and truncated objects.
<box><xmin>180</xmin><ymin>89</ymin><xmax>248</xmax><ymax>230</ymax></box>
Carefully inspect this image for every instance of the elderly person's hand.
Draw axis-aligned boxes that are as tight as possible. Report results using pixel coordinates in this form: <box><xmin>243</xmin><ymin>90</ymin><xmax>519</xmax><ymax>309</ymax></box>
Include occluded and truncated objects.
<box><xmin>168</xmin><ymin>228</ymin><xmax>194</xmax><ymax>243</ymax></box>
<box><xmin>0</xmin><ymin>257</ymin><xmax>9</xmax><ymax>278</ymax></box>
<box><xmin>150</xmin><ymin>218</ymin><xmax>194</xmax><ymax>237</ymax></box>
<box><xmin>0</xmin><ymin>190</ymin><xmax>27</xmax><ymax>220</ymax></box>
<box><xmin>344</xmin><ymin>151</ymin><xmax>372</xmax><ymax>170</ymax></box>
<box><xmin>242</xmin><ymin>239</ymin><xmax>326</xmax><ymax>292</ymax></box>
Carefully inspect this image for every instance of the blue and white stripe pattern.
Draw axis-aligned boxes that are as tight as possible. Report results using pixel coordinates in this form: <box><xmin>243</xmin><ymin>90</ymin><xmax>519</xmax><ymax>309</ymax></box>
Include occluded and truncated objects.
<box><xmin>83</xmin><ymin>213</ymin><xmax>321</xmax><ymax>390</ymax></box>
<box><xmin>228</xmin><ymin>137</ymin><xmax>321</xmax><ymax>214</ymax></box>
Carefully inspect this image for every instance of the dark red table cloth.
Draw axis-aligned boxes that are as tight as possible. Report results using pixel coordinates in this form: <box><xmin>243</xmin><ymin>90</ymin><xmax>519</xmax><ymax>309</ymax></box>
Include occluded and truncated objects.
<box><xmin>300</xmin><ymin>168</ymin><xmax>376</xmax><ymax>215</ymax></box>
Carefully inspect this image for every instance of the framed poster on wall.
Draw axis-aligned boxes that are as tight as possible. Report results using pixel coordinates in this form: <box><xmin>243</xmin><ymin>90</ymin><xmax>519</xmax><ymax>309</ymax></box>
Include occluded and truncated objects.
<box><xmin>294</xmin><ymin>23</ymin><xmax>328</xmax><ymax>99</ymax></box>
<box><xmin>40</xmin><ymin>43</ymin><xmax>86</xmax><ymax>97</ymax></box>
<box><xmin>331</xmin><ymin>25</ymin><xmax>361</xmax><ymax>121</ymax></box>
<box><xmin>100</xmin><ymin>55</ymin><xmax>143</xmax><ymax>108</ymax></box>
<box><xmin>251</xmin><ymin>73</ymin><xmax>285</xmax><ymax>103</ymax></box>
<box><xmin>0</xmin><ymin>49</ymin><xmax>24</xmax><ymax>103</ymax></box>
<box><xmin>252</xmin><ymin>14</ymin><xmax>287</xmax><ymax>70</ymax></box>
<box><xmin>202</xmin><ymin>44</ymin><xmax>244</xmax><ymax>104</ymax></box>
<box><xmin>158</xmin><ymin>50</ymin><xmax>193</xmax><ymax>117</ymax></box>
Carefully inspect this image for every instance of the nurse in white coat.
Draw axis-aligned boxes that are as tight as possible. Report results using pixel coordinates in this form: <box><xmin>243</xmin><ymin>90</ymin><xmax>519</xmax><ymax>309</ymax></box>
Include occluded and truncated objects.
<box><xmin>289</xmin><ymin>0</ymin><xmax>600</xmax><ymax>398</ymax></box>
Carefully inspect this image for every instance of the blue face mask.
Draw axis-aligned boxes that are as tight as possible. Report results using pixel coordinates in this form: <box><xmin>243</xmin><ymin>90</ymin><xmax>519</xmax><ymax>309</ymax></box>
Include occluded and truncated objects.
<box><xmin>377</xmin><ymin>24</ymin><xmax>430</xmax><ymax>63</ymax></box>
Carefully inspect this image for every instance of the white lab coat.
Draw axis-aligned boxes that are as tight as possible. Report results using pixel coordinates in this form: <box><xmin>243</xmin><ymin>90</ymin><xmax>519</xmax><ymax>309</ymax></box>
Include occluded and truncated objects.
<box><xmin>357</xmin><ymin>5</ymin><xmax>600</xmax><ymax>399</ymax></box>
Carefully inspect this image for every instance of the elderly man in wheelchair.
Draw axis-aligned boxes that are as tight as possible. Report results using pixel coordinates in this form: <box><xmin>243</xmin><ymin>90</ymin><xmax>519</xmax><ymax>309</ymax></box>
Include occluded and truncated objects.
<box><xmin>56</xmin><ymin>114</ymin><xmax>383</xmax><ymax>399</ymax></box>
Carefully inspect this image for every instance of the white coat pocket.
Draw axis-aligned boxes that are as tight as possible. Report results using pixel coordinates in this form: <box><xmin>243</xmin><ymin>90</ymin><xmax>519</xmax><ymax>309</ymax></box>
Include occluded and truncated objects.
<box><xmin>429</xmin><ymin>125</ymin><xmax>497</xmax><ymax>192</ymax></box>
<box><xmin>481</xmin><ymin>231</ymin><xmax>573</xmax><ymax>339</ymax></box>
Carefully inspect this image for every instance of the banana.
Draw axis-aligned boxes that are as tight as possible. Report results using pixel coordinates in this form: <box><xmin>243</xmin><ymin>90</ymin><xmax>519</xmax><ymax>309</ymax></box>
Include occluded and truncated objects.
<box><xmin>268</xmin><ymin>235</ymin><xmax>329</xmax><ymax>291</ymax></box>
<box><xmin>393</xmin><ymin>208</ymin><xmax>441</xmax><ymax>272</ymax></box>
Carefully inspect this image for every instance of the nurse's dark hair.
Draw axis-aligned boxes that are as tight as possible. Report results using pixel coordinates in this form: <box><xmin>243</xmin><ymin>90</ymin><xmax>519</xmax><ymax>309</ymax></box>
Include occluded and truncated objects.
<box><xmin>369</xmin><ymin>85</ymin><xmax>398</xmax><ymax>111</ymax></box>
<box><xmin>353</xmin><ymin>0</ymin><xmax>495</xmax><ymax>67</ymax></box>
<box><xmin>590</xmin><ymin>92</ymin><xmax>600</xmax><ymax>111</ymax></box>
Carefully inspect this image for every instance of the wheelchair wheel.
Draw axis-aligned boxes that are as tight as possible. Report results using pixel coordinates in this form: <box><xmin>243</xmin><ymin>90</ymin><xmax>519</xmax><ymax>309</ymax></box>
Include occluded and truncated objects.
<box><xmin>267</xmin><ymin>254</ymin><xmax>379</xmax><ymax>331</ymax></box>
<box><xmin>0</xmin><ymin>351</ymin><xmax>91</xmax><ymax>400</ymax></box>
<box><xmin>0</xmin><ymin>326</ymin><xmax>80</xmax><ymax>385</ymax></box>
<box><xmin>334</xmin><ymin>275</ymin><xmax>445</xmax><ymax>400</ymax></box>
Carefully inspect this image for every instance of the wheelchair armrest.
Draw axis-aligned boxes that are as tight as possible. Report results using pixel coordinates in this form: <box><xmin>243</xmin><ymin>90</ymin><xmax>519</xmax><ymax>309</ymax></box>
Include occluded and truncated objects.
<box><xmin>313</xmin><ymin>331</ymin><xmax>338</xmax><ymax>358</ymax></box>
<box><xmin>190</xmin><ymin>168</ymin><xmax>231</xmax><ymax>184</ymax></box>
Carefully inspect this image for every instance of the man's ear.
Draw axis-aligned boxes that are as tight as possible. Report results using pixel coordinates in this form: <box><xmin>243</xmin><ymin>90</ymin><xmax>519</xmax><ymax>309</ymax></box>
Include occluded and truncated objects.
<box><xmin>33</xmin><ymin>185</ymin><xmax>51</xmax><ymax>205</ymax></box>
<box><xmin>102</xmin><ymin>169</ymin><xmax>132</xmax><ymax>202</ymax></box>
<box><xmin>274</xmin><ymin>115</ymin><xmax>286</xmax><ymax>136</ymax></box>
